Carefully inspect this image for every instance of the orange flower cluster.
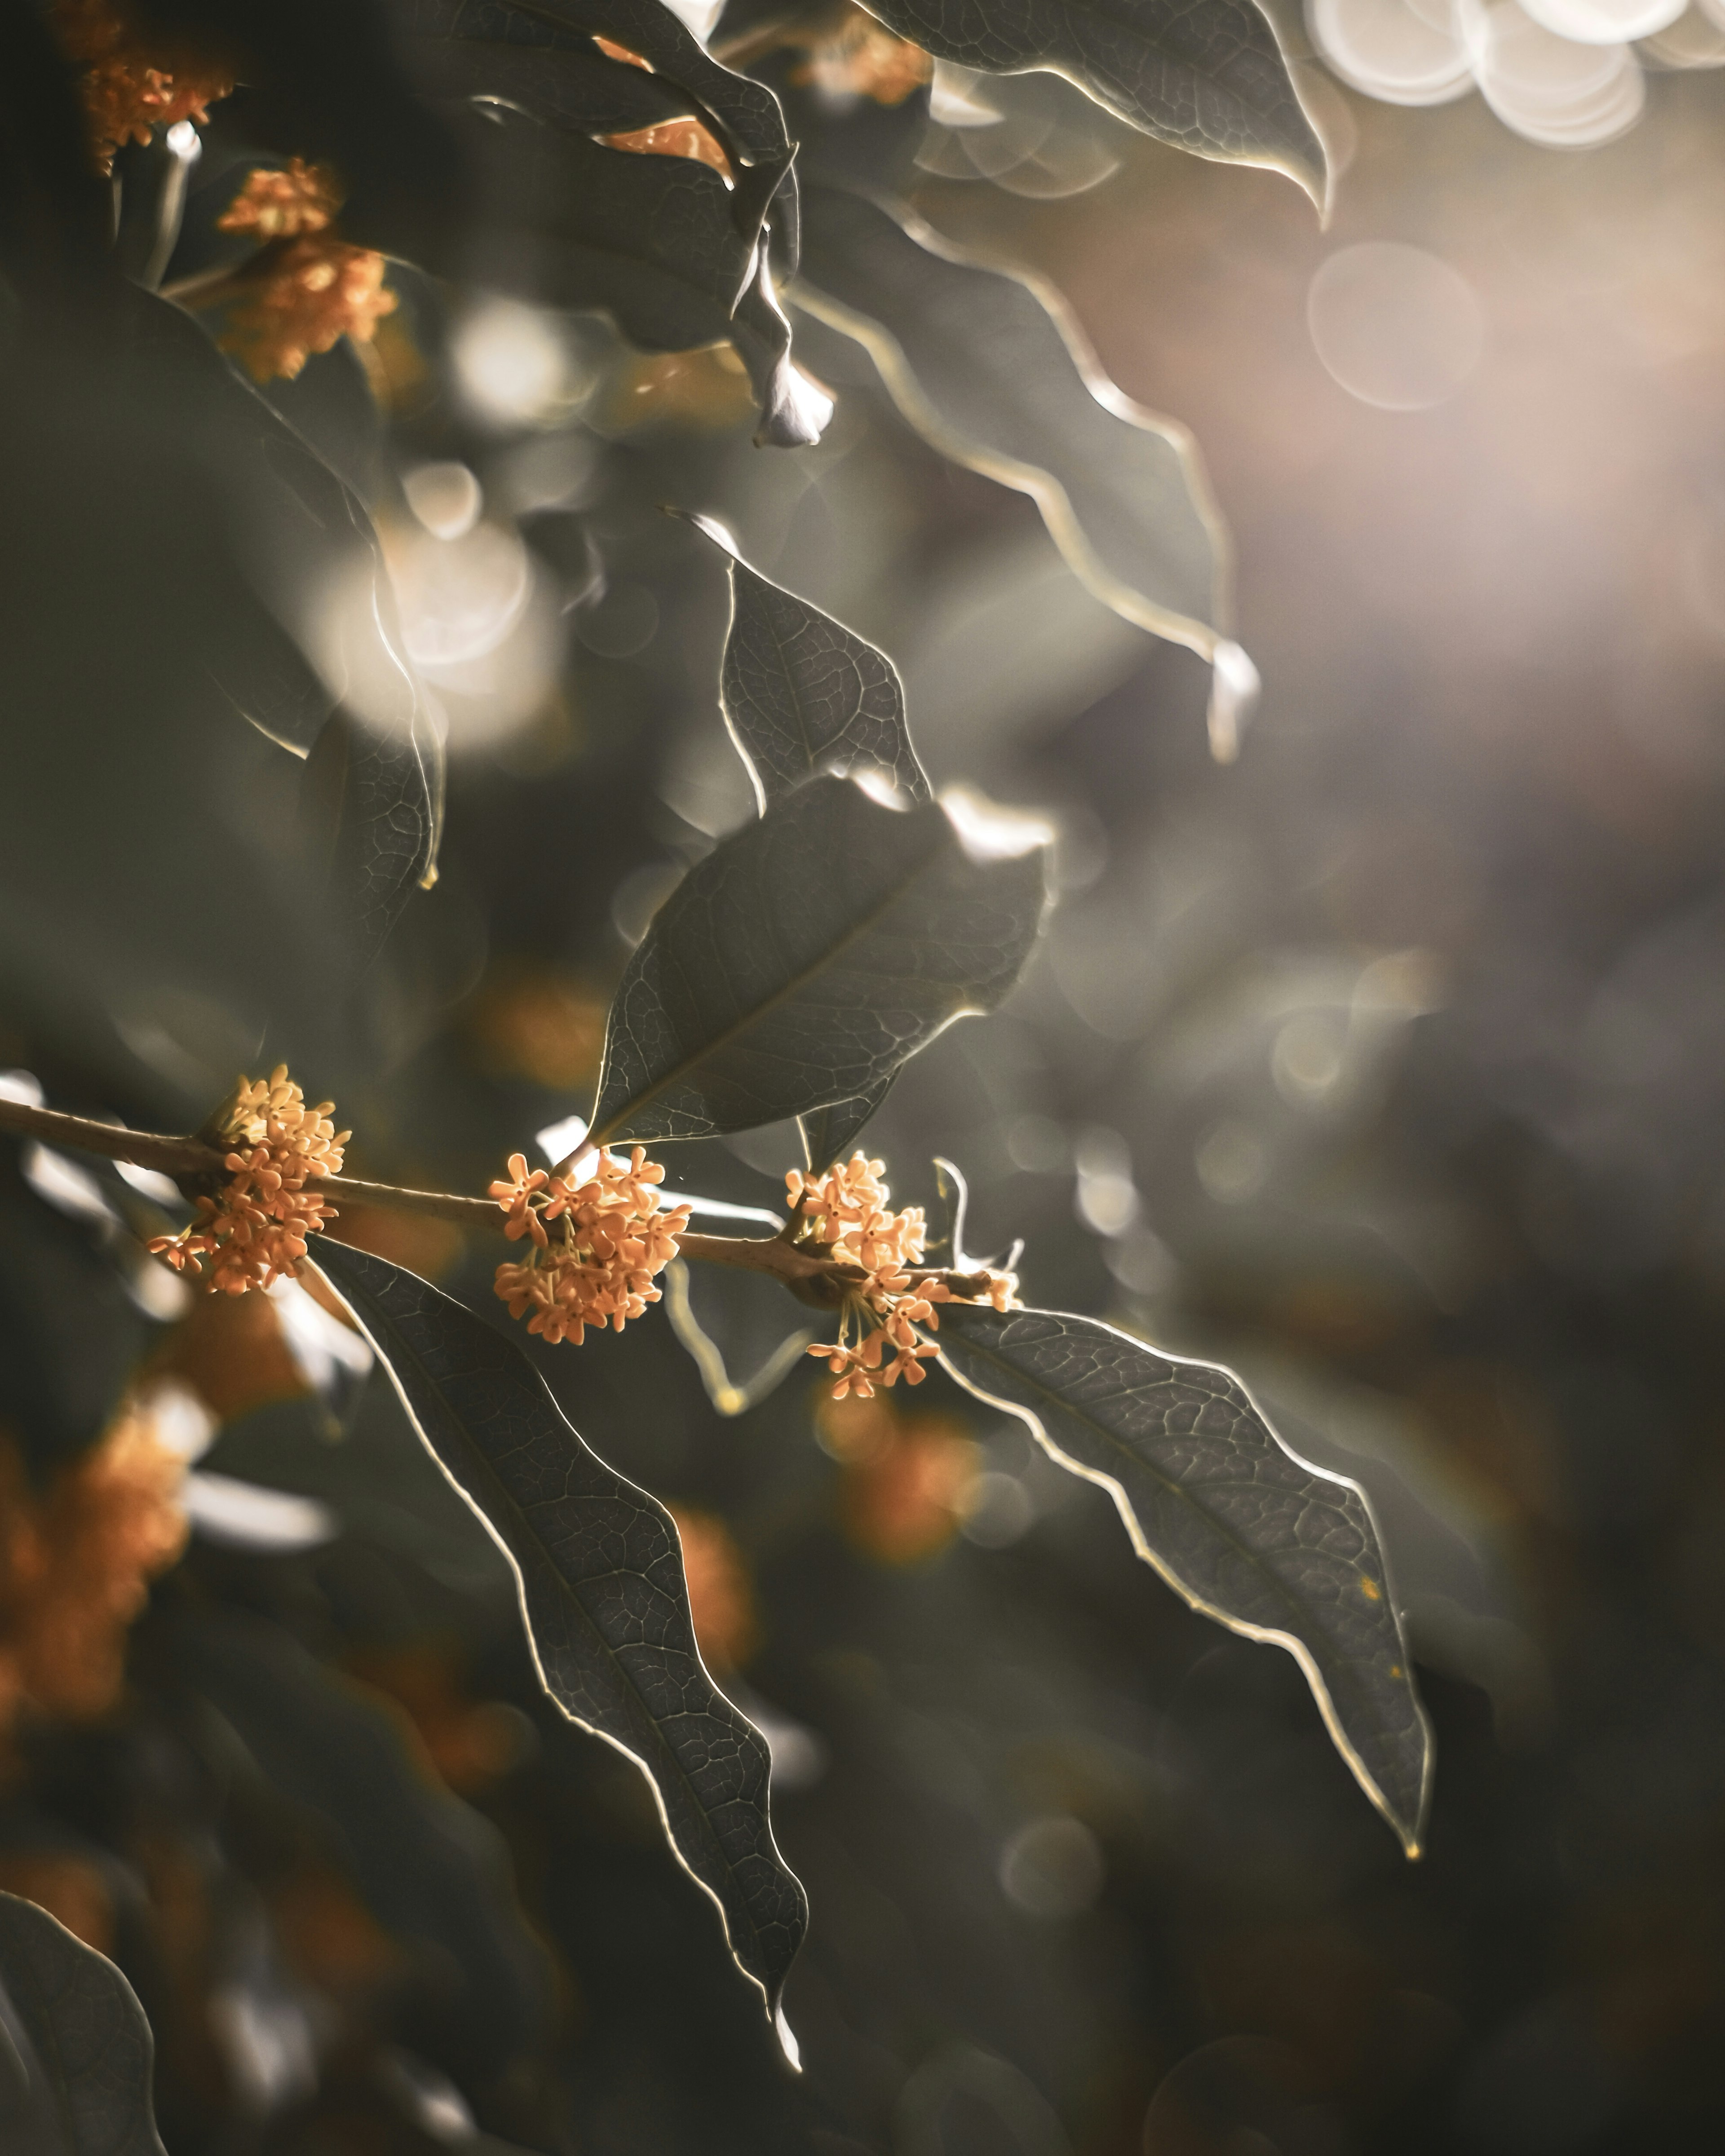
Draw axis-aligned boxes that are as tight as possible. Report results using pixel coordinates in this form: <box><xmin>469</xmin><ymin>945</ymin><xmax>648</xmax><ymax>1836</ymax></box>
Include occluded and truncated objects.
<box><xmin>491</xmin><ymin>1148</ymin><xmax>691</xmax><ymax>1346</ymax></box>
<box><xmin>218</xmin><ymin>236</ymin><xmax>397</xmax><ymax>384</ymax></box>
<box><xmin>150</xmin><ymin>1066</ymin><xmax>347</xmax><ymax>1294</ymax></box>
<box><xmin>790</xmin><ymin>6</ymin><xmax>933</xmax><ymax>106</ymax></box>
<box><xmin>217</xmin><ymin>156</ymin><xmax>341</xmax><ymax>240</ymax></box>
<box><xmin>793</xmin><ymin>1153</ymin><xmax>1017</xmax><ymax>1400</ymax></box>
<box><xmin>0</xmin><ymin>1401</ymin><xmax>188</xmax><ymax>1735</ymax></box>
<box><xmin>51</xmin><ymin>0</ymin><xmax>232</xmax><ymax>172</ymax></box>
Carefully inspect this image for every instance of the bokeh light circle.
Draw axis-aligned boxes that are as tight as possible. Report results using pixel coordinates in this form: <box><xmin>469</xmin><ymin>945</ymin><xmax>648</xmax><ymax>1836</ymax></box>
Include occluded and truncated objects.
<box><xmin>1517</xmin><ymin>0</ymin><xmax>1681</xmax><ymax>42</ymax></box>
<box><xmin>1307</xmin><ymin>242</ymin><xmax>1486</xmax><ymax>411</ymax></box>
<box><xmin>1461</xmin><ymin>0</ymin><xmax>1646</xmax><ymax>143</ymax></box>
<box><xmin>1307</xmin><ymin>0</ymin><xmax>1474</xmax><ymax>105</ymax></box>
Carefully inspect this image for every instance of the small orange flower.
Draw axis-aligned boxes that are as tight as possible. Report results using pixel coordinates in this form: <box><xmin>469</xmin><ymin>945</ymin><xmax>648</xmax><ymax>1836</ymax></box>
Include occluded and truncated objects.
<box><xmin>792</xmin><ymin>1153</ymin><xmax>1017</xmax><ymax>1401</ymax></box>
<box><xmin>491</xmin><ymin>1145</ymin><xmax>690</xmax><ymax>1347</ymax></box>
<box><xmin>217</xmin><ymin>157</ymin><xmax>341</xmax><ymax>240</ymax></box>
<box><xmin>50</xmin><ymin>0</ymin><xmax>231</xmax><ymax>172</ymax></box>
<box><xmin>217</xmin><ymin>236</ymin><xmax>396</xmax><ymax>384</ymax></box>
<box><xmin>149</xmin><ymin>1065</ymin><xmax>346</xmax><ymax>1294</ymax></box>
<box><xmin>788</xmin><ymin>5</ymin><xmax>932</xmax><ymax>106</ymax></box>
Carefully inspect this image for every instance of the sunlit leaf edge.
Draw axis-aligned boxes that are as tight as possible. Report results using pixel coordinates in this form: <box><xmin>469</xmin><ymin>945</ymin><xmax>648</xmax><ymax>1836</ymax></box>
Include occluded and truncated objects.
<box><xmin>931</xmin><ymin>1305</ymin><xmax>1435</xmax><ymax>1856</ymax></box>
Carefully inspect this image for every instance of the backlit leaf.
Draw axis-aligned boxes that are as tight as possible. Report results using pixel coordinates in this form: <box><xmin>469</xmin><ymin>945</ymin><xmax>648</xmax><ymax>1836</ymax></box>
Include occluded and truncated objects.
<box><xmin>933</xmin><ymin>1305</ymin><xmax>1433</xmax><ymax>1854</ymax></box>
<box><xmin>0</xmin><ymin>1890</ymin><xmax>167</xmax><ymax>2156</ymax></box>
<box><xmin>799</xmin><ymin>1074</ymin><xmax>901</xmax><ymax>1174</ymax></box>
<box><xmin>589</xmin><ymin>776</ymin><xmax>1050</xmax><ymax>1146</ymax></box>
<box><xmin>858</xmin><ymin>0</ymin><xmax>1325</xmax><ymax>201</ymax></box>
<box><xmin>793</xmin><ymin>186</ymin><xmax>1228</xmax><ymax>658</ymax></box>
<box><xmin>681</xmin><ymin>512</ymin><xmax>930</xmax><ymax>811</ymax></box>
<box><xmin>310</xmin><ymin>1240</ymin><xmax>809</xmax><ymax>2036</ymax></box>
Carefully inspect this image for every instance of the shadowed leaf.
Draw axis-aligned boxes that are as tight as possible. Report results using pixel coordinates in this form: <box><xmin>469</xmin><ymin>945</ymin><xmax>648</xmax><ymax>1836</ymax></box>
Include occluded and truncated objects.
<box><xmin>680</xmin><ymin>513</ymin><xmax>930</xmax><ymax>812</ymax></box>
<box><xmin>590</xmin><ymin>776</ymin><xmax>1049</xmax><ymax>1146</ymax></box>
<box><xmin>173</xmin><ymin>1613</ymin><xmax>550</xmax><ymax>2072</ymax></box>
<box><xmin>795</xmin><ymin>185</ymin><xmax>1227</xmax><ymax>655</ymax></box>
<box><xmin>310</xmin><ymin>1239</ymin><xmax>809</xmax><ymax>2034</ymax></box>
<box><xmin>800</xmin><ymin>1074</ymin><xmax>900</xmax><ymax>1173</ymax></box>
<box><xmin>0</xmin><ymin>1891</ymin><xmax>166</xmax><ymax>2156</ymax></box>
<box><xmin>448</xmin><ymin>99</ymin><xmax>823</xmax><ymax>445</ymax></box>
<box><xmin>858</xmin><ymin>0</ymin><xmax>1325</xmax><ymax>201</ymax></box>
<box><xmin>301</xmin><ymin>707</ymin><xmax>440</xmax><ymax>970</ymax></box>
<box><xmin>933</xmin><ymin>1305</ymin><xmax>1433</xmax><ymax>1854</ymax></box>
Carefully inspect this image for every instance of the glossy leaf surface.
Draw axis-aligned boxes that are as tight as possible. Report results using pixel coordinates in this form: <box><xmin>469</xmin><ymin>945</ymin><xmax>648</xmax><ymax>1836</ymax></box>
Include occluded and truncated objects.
<box><xmin>858</xmin><ymin>0</ymin><xmax>1325</xmax><ymax>199</ymax></box>
<box><xmin>933</xmin><ymin>1305</ymin><xmax>1433</xmax><ymax>1853</ymax></box>
<box><xmin>795</xmin><ymin>186</ymin><xmax>1226</xmax><ymax>655</ymax></box>
<box><xmin>590</xmin><ymin>776</ymin><xmax>1049</xmax><ymax>1144</ymax></box>
<box><xmin>683</xmin><ymin>514</ymin><xmax>930</xmax><ymax>812</ymax></box>
<box><xmin>311</xmin><ymin>1240</ymin><xmax>808</xmax><ymax>2030</ymax></box>
<box><xmin>0</xmin><ymin>1891</ymin><xmax>166</xmax><ymax>2155</ymax></box>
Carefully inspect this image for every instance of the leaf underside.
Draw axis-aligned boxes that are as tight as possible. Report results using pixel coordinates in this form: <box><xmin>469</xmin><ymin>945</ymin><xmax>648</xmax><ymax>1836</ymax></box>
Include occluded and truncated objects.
<box><xmin>692</xmin><ymin>518</ymin><xmax>931</xmax><ymax>813</ymax></box>
<box><xmin>794</xmin><ymin>185</ymin><xmax>1225</xmax><ymax>653</ymax></box>
<box><xmin>933</xmin><ymin>1305</ymin><xmax>1433</xmax><ymax>1854</ymax></box>
<box><xmin>800</xmin><ymin>1072</ymin><xmax>901</xmax><ymax>1173</ymax></box>
<box><xmin>590</xmin><ymin>775</ymin><xmax>1049</xmax><ymax>1145</ymax></box>
<box><xmin>310</xmin><ymin>1240</ymin><xmax>808</xmax><ymax>2028</ymax></box>
<box><xmin>858</xmin><ymin>0</ymin><xmax>1325</xmax><ymax>200</ymax></box>
<box><xmin>0</xmin><ymin>1890</ymin><xmax>168</xmax><ymax>2155</ymax></box>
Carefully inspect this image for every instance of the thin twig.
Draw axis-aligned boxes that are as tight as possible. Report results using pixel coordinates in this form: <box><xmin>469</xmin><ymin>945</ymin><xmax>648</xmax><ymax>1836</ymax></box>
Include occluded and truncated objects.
<box><xmin>0</xmin><ymin>1094</ymin><xmax>995</xmax><ymax>1300</ymax></box>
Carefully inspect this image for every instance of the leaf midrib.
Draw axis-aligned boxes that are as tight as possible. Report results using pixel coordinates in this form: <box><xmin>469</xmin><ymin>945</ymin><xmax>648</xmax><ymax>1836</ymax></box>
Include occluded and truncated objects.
<box><xmin>941</xmin><ymin>1314</ymin><xmax>1409</xmax><ymax>1750</ymax></box>
<box><xmin>593</xmin><ymin>803</ymin><xmax>955</xmax><ymax>1141</ymax></box>
<box><xmin>335</xmin><ymin>1268</ymin><xmax>772</xmax><ymax>1975</ymax></box>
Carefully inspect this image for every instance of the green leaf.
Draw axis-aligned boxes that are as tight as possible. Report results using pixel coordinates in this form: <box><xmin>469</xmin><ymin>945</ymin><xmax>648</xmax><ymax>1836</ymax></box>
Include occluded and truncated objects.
<box><xmin>793</xmin><ymin>186</ymin><xmax>1228</xmax><ymax>658</ymax></box>
<box><xmin>679</xmin><ymin>513</ymin><xmax>930</xmax><ymax>813</ymax></box>
<box><xmin>799</xmin><ymin>1074</ymin><xmax>900</xmax><ymax>1175</ymax></box>
<box><xmin>0</xmin><ymin>1891</ymin><xmax>167</xmax><ymax>2156</ymax></box>
<box><xmin>589</xmin><ymin>776</ymin><xmax>1050</xmax><ymax>1146</ymax></box>
<box><xmin>449</xmin><ymin>100</ymin><xmax>825</xmax><ymax>446</ymax></box>
<box><xmin>300</xmin><ymin>707</ymin><xmax>441</xmax><ymax>970</ymax></box>
<box><xmin>395</xmin><ymin>0</ymin><xmax>797</xmax><ymax>254</ymax></box>
<box><xmin>172</xmin><ymin>1613</ymin><xmax>550</xmax><ymax>2072</ymax></box>
<box><xmin>857</xmin><ymin>0</ymin><xmax>1326</xmax><ymax>202</ymax></box>
<box><xmin>932</xmin><ymin>1305</ymin><xmax>1433</xmax><ymax>1855</ymax></box>
<box><xmin>310</xmin><ymin>1240</ymin><xmax>809</xmax><ymax>2039</ymax></box>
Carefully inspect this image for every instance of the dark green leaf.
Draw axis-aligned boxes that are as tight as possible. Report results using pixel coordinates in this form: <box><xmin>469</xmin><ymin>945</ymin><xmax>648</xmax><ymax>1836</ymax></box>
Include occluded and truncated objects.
<box><xmin>310</xmin><ymin>1239</ymin><xmax>809</xmax><ymax>2036</ymax></box>
<box><xmin>933</xmin><ymin>1305</ymin><xmax>1433</xmax><ymax>1854</ymax></box>
<box><xmin>795</xmin><ymin>185</ymin><xmax>1226</xmax><ymax>655</ymax></box>
<box><xmin>449</xmin><ymin>100</ymin><xmax>825</xmax><ymax>446</ymax></box>
<box><xmin>301</xmin><ymin>707</ymin><xmax>440</xmax><ymax>971</ymax></box>
<box><xmin>679</xmin><ymin>513</ymin><xmax>930</xmax><ymax>812</ymax></box>
<box><xmin>390</xmin><ymin>0</ymin><xmax>799</xmax><ymax>256</ymax></box>
<box><xmin>799</xmin><ymin>1073</ymin><xmax>900</xmax><ymax>1174</ymax></box>
<box><xmin>0</xmin><ymin>1890</ymin><xmax>166</xmax><ymax>2156</ymax></box>
<box><xmin>858</xmin><ymin>0</ymin><xmax>1325</xmax><ymax>202</ymax></box>
<box><xmin>590</xmin><ymin>776</ymin><xmax>1050</xmax><ymax>1146</ymax></box>
<box><xmin>172</xmin><ymin>1613</ymin><xmax>550</xmax><ymax>2073</ymax></box>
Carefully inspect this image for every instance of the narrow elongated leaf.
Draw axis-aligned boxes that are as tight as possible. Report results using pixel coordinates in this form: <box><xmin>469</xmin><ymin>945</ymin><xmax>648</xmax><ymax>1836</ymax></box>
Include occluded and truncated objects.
<box><xmin>310</xmin><ymin>1240</ymin><xmax>808</xmax><ymax>2036</ymax></box>
<box><xmin>800</xmin><ymin>1073</ymin><xmax>900</xmax><ymax>1173</ymax></box>
<box><xmin>858</xmin><ymin>0</ymin><xmax>1325</xmax><ymax>201</ymax></box>
<box><xmin>0</xmin><ymin>1891</ymin><xmax>166</xmax><ymax>2156</ymax></box>
<box><xmin>933</xmin><ymin>1306</ymin><xmax>1433</xmax><ymax>1854</ymax></box>
<box><xmin>590</xmin><ymin>776</ymin><xmax>1049</xmax><ymax>1145</ymax></box>
<box><xmin>681</xmin><ymin>514</ymin><xmax>930</xmax><ymax>812</ymax></box>
<box><xmin>795</xmin><ymin>186</ymin><xmax>1227</xmax><ymax>657</ymax></box>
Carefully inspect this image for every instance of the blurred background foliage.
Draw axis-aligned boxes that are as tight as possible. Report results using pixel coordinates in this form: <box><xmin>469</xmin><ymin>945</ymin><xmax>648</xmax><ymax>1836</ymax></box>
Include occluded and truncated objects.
<box><xmin>6</xmin><ymin>1</ymin><xmax>1725</xmax><ymax>2151</ymax></box>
